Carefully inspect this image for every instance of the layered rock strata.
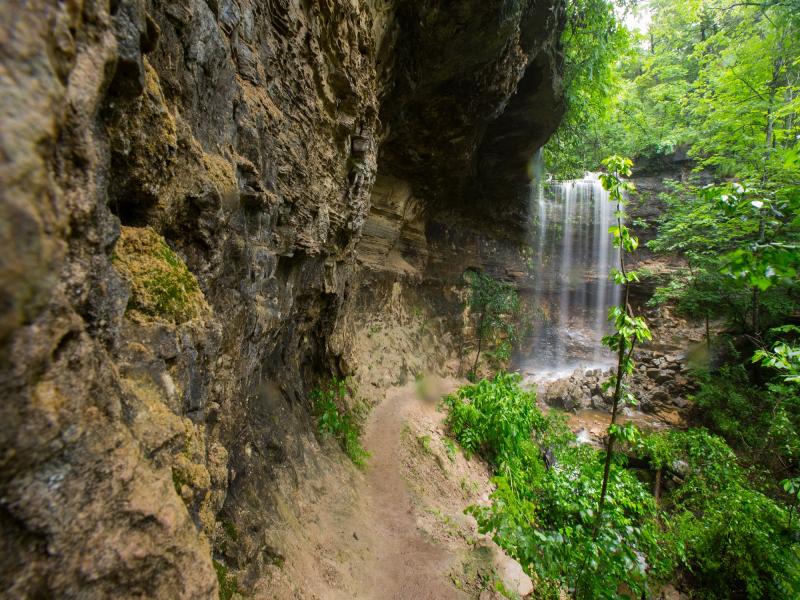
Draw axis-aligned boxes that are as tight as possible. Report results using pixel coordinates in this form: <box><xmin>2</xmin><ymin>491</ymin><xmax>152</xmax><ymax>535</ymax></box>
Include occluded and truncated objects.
<box><xmin>0</xmin><ymin>1</ymin><xmax>564</xmax><ymax>596</ymax></box>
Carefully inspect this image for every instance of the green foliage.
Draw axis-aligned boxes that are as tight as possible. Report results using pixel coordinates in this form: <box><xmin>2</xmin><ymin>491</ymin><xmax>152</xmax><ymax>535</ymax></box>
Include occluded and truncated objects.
<box><xmin>171</xmin><ymin>468</ymin><xmax>185</xmax><ymax>495</ymax></box>
<box><xmin>649</xmin><ymin>266</ymin><xmax>748</xmax><ymax>327</ymax></box>
<box><xmin>544</xmin><ymin>1</ymin><xmax>634</xmax><ymax>176</ymax></box>
<box><xmin>464</xmin><ymin>270</ymin><xmax>523</xmax><ymax>376</ymax></box>
<box><xmin>447</xmin><ymin>375</ymin><xmax>800</xmax><ymax>598</ymax></box>
<box><xmin>445</xmin><ymin>374</ymin><xmax>663</xmax><ymax>598</ymax></box>
<box><xmin>445</xmin><ymin>373</ymin><xmax>554</xmax><ymax>459</ymax></box>
<box><xmin>221</xmin><ymin>519</ymin><xmax>238</xmax><ymax>542</ymax></box>
<box><xmin>638</xmin><ymin>429</ymin><xmax>800</xmax><ymax>598</ymax></box>
<box><xmin>649</xmin><ymin>180</ymin><xmax>800</xmax><ymax>334</ymax></box>
<box><xmin>417</xmin><ymin>434</ymin><xmax>433</xmax><ymax>455</ymax></box>
<box><xmin>594</xmin><ymin>156</ymin><xmax>652</xmax><ymax>548</ymax></box>
<box><xmin>535</xmin><ymin>3</ymin><xmax>800</xmax><ymax>597</ymax></box>
<box><xmin>443</xmin><ymin>438</ymin><xmax>458</xmax><ymax>462</ymax></box>
<box><xmin>213</xmin><ymin>560</ymin><xmax>239</xmax><ymax>600</ymax></box>
<box><xmin>754</xmin><ymin>325</ymin><xmax>800</xmax><ymax>384</ymax></box>
<box><xmin>311</xmin><ymin>378</ymin><xmax>370</xmax><ymax>467</ymax></box>
<box><xmin>602</xmin><ymin>306</ymin><xmax>652</xmax><ymax>352</ymax></box>
<box><xmin>692</xmin><ymin>364</ymin><xmax>800</xmax><ymax>472</ymax></box>
<box><xmin>588</xmin><ymin>0</ymin><xmax>798</xmax><ymax>181</ymax></box>
<box><xmin>675</xmin><ymin>487</ymin><xmax>800</xmax><ymax>599</ymax></box>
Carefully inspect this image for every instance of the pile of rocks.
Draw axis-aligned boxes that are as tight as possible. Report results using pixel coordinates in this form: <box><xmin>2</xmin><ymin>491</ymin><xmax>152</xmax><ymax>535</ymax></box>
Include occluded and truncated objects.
<box><xmin>632</xmin><ymin>349</ymin><xmax>697</xmax><ymax>411</ymax></box>
<box><xmin>540</xmin><ymin>350</ymin><xmax>697</xmax><ymax>414</ymax></box>
<box><xmin>541</xmin><ymin>368</ymin><xmax>614</xmax><ymax>412</ymax></box>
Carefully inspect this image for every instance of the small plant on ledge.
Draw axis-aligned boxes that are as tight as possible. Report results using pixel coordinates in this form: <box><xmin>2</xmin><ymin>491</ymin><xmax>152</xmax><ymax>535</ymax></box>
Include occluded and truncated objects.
<box><xmin>311</xmin><ymin>377</ymin><xmax>370</xmax><ymax>468</ymax></box>
<box><xmin>463</xmin><ymin>269</ymin><xmax>522</xmax><ymax>379</ymax></box>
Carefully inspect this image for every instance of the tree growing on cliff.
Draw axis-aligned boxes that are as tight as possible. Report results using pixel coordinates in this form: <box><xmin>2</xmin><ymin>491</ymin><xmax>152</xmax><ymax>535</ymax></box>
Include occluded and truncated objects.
<box><xmin>463</xmin><ymin>270</ymin><xmax>521</xmax><ymax>378</ymax></box>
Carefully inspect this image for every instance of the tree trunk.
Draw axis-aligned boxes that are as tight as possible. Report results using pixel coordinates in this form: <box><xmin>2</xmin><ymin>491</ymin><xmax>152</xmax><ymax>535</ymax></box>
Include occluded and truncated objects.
<box><xmin>752</xmin><ymin>215</ymin><xmax>766</xmax><ymax>337</ymax></box>
<box><xmin>471</xmin><ymin>311</ymin><xmax>486</xmax><ymax>375</ymax></box>
<box><xmin>764</xmin><ymin>33</ymin><xmax>785</xmax><ymax>179</ymax></box>
<box><xmin>596</xmin><ymin>323</ymin><xmax>636</xmax><ymax>526</ymax></box>
<box><xmin>785</xmin><ymin>82</ymin><xmax>795</xmax><ymax>146</ymax></box>
<box><xmin>596</xmin><ymin>179</ymin><xmax>635</xmax><ymax>530</ymax></box>
<box><xmin>752</xmin><ymin>286</ymin><xmax>760</xmax><ymax>337</ymax></box>
<box><xmin>596</xmin><ymin>329</ymin><xmax>626</xmax><ymax>522</ymax></box>
<box><xmin>654</xmin><ymin>468</ymin><xmax>662</xmax><ymax>505</ymax></box>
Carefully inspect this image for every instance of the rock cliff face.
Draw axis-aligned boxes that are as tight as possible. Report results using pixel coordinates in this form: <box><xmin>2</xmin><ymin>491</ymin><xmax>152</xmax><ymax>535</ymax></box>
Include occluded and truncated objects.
<box><xmin>0</xmin><ymin>1</ymin><xmax>564</xmax><ymax>597</ymax></box>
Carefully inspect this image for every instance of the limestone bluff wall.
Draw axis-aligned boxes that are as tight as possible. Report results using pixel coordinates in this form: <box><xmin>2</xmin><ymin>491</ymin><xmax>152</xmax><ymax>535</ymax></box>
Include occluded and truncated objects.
<box><xmin>0</xmin><ymin>1</ymin><xmax>564</xmax><ymax>597</ymax></box>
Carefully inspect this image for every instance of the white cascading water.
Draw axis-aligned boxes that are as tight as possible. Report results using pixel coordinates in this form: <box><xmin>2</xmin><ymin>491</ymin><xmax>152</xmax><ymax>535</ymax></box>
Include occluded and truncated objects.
<box><xmin>523</xmin><ymin>173</ymin><xmax>622</xmax><ymax>380</ymax></box>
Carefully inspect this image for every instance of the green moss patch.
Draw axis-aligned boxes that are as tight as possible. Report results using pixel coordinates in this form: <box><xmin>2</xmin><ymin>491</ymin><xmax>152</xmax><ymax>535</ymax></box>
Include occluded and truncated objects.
<box><xmin>113</xmin><ymin>226</ymin><xmax>208</xmax><ymax>323</ymax></box>
<box><xmin>212</xmin><ymin>560</ymin><xmax>239</xmax><ymax>600</ymax></box>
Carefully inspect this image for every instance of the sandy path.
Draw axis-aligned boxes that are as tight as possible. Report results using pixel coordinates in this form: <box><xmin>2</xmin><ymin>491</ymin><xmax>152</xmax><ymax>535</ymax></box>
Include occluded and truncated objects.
<box><xmin>261</xmin><ymin>380</ymin><xmax>481</xmax><ymax>599</ymax></box>
<box><xmin>358</xmin><ymin>383</ymin><xmax>467</xmax><ymax>600</ymax></box>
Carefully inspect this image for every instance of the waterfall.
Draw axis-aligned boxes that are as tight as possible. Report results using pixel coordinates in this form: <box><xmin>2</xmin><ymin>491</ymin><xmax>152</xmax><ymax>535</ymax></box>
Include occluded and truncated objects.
<box><xmin>524</xmin><ymin>173</ymin><xmax>622</xmax><ymax>379</ymax></box>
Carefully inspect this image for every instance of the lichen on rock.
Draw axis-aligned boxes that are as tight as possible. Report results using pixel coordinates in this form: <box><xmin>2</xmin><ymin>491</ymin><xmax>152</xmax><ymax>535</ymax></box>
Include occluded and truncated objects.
<box><xmin>113</xmin><ymin>226</ymin><xmax>209</xmax><ymax>323</ymax></box>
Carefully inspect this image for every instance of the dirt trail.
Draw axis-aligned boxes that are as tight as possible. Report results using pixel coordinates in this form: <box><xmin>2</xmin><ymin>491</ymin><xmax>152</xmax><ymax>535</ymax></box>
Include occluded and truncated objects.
<box><xmin>359</xmin><ymin>383</ymin><xmax>468</xmax><ymax>600</ymax></box>
<box><xmin>262</xmin><ymin>378</ymin><xmax>530</xmax><ymax>599</ymax></box>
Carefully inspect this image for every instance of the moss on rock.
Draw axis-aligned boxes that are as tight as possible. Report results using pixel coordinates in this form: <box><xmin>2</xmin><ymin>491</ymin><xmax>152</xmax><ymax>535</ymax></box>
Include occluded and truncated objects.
<box><xmin>212</xmin><ymin>560</ymin><xmax>240</xmax><ymax>600</ymax></box>
<box><xmin>113</xmin><ymin>226</ymin><xmax>208</xmax><ymax>323</ymax></box>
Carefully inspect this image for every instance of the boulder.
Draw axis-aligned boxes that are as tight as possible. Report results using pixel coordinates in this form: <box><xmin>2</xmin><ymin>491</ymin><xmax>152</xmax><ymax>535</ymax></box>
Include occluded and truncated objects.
<box><xmin>543</xmin><ymin>377</ymin><xmax>590</xmax><ymax>411</ymax></box>
<box><xmin>654</xmin><ymin>370</ymin><xmax>673</xmax><ymax>384</ymax></box>
<box><xmin>672</xmin><ymin>397</ymin><xmax>689</xmax><ymax>409</ymax></box>
<box><xmin>651</xmin><ymin>389</ymin><xmax>669</xmax><ymax>403</ymax></box>
<box><xmin>591</xmin><ymin>394</ymin><xmax>609</xmax><ymax>411</ymax></box>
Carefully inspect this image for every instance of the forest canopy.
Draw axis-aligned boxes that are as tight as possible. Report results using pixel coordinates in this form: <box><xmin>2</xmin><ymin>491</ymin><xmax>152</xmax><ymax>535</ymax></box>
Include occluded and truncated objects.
<box><xmin>547</xmin><ymin>0</ymin><xmax>800</xmax><ymax>186</ymax></box>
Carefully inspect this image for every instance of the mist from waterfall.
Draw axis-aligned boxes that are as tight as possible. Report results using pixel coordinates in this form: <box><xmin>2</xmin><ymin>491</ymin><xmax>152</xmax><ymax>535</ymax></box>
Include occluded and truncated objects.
<box><xmin>522</xmin><ymin>172</ymin><xmax>622</xmax><ymax>380</ymax></box>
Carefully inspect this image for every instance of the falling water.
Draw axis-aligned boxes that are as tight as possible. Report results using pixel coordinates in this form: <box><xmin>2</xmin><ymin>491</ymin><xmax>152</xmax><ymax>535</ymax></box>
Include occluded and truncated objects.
<box><xmin>523</xmin><ymin>173</ymin><xmax>622</xmax><ymax>379</ymax></box>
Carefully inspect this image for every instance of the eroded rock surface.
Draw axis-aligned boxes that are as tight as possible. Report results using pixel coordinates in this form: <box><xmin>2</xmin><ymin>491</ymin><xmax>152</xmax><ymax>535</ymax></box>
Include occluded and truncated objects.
<box><xmin>1</xmin><ymin>1</ymin><xmax>565</xmax><ymax>597</ymax></box>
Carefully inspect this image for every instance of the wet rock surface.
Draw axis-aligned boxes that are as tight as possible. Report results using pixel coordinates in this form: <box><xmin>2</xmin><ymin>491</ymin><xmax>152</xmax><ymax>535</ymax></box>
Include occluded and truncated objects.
<box><xmin>540</xmin><ymin>349</ymin><xmax>698</xmax><ymax>417</ymax></box>
<box><xmin>0</xmin><ymin>1</ymin><xmax>565</xmax><ymax>596</ymax></box>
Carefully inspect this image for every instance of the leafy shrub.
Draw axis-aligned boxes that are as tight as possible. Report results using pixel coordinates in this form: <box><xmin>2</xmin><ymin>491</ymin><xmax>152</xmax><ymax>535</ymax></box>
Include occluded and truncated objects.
<box><xmin>463</xmin><ymin>270</ymin><xmax>523</xmax><ymax>376</ymax></box>
<box><xmin>639</xmin><ymin>429</ymin><xmax>800</xmax><ymax>598</ymax></box>
<box><xmin>692</xmin><ymin>365</ymin><xmax>800</xmax><ymax>469</ymax></box>
<box><xmin>448</xmin><ymin>375</ymin><xmax>800</xmax><ymax>598</ymax></box>
<box><xmin>446</xmin><ymin>373</ymin><xmax>662</xmax><ymax>598</ymax></box>
<box><xmin>445</xmin><ymin>373</ymin><xmax>543</xmax><ymax>461</ymax></box>
<box><xmin>692</xmin><ymin>366</ymin><xmax>758</xmax><ymax>445</ymax></box>
<box><xmin>675</xmin><ymin>485</ymin><xmax>799</xmax><ymax>598</ymax></box>
<box><xmin>443</xmin><ymin>438</ymin><xmax>457</xmax><ymax>462</ymax></box>
<box><xmin>311</xmin><ymin>378</ymin><xmax>369</xmax><ymax>467</ymax></box>
<box><xmin>475</xmin><ymin>438</ymin><xmax>668</xmax><ymax>599</ymax></box>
